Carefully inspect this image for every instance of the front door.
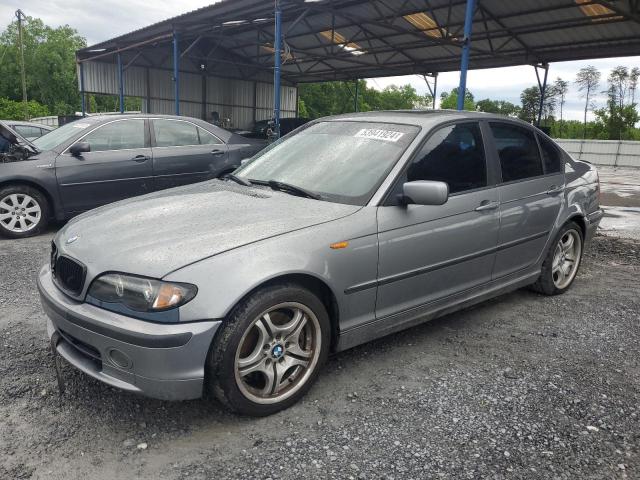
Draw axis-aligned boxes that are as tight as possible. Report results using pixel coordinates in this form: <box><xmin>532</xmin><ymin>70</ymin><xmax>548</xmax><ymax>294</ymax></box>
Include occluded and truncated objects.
<box><xmin>55</xmin><ymin>118</ymin><xmax>153</xmax><ymax>215</ymax></box>
<box><xmin>376</xmin><ymin>121</ymin><xmax>500</xmax><ymax>319</ymax></box>
<box><xmin>150</xmin><ymin>118</ymin><xmax>229</xmax><ymax>190</ymax></box>
<box><xmin>487</xmin><ymin>122</ymin><xmax>564</xmax><ymax>278</ymax></box>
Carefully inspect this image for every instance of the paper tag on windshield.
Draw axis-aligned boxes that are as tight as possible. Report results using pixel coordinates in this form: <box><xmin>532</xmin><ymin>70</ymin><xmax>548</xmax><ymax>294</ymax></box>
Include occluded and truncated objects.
<box><xmin>355</xmin><ymin>128</ymin><xmax>404</xmax><ymax>143</ymax></box>
<box><xmin>72</xmin><ymin>123</ymin><xmax>91</xmax><ymax>129</ymax></box>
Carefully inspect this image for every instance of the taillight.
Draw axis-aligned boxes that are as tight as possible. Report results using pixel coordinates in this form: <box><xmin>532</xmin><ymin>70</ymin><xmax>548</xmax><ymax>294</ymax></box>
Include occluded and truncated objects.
<box><xmin>595</xmin><ymin>169</ymin><xmax>601</xmax><ymax>203</ymax></box>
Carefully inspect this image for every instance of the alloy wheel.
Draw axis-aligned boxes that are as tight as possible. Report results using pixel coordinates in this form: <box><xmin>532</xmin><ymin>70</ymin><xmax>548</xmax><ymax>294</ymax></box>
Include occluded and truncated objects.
<box><xmin>0</xmin><ymin>193</ymin><xmax>42</xmax><ymax>234</ymax></box>
<box><xmin>552</xmin><ymin>229</ymin><xmax>582</xmax><ymax>289</ymax></box>
<box><xmin>234</xmin><ymin>302</ymin><xmax>322</xmax><ymax>405</ymax></box>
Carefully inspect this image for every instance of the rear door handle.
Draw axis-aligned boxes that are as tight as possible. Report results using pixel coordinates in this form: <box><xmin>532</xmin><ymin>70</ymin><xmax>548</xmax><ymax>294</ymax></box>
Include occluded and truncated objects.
<box><xmin>475</xmin><ymin>200</ymin><xmax>500</xmax><ymax>212</ymax></box>
<box><xmin>211</xmin><ymin>149</ymin><xmax>225</xmax><ymax>156</ymax></box>
<box><xmin>546</xmin><ymin>185</ymin><xmax>564</xmax><ymax>195</ymax></box>
<box><xmin>132</xmin><ymin>154</ymin><xmax>149</xmax><ymax>163</ymax></box>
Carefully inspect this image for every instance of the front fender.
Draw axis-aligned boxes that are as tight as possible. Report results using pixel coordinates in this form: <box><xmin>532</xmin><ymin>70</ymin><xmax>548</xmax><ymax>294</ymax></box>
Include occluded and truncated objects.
<box><xmin>165</xmin><ymin>207</ymin><xmax>379</xmax><ymax>330</ymax></box>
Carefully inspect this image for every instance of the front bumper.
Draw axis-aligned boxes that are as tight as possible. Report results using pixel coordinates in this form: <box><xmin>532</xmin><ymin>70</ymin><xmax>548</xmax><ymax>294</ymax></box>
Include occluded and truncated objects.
<box><xmin>37</xmin><ymin>265</ymin><xmax>221</xmax><ymax>400</ymax></box>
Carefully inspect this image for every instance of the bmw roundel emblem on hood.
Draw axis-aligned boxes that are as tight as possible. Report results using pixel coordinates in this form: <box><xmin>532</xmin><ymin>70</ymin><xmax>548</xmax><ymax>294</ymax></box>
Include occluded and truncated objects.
<box><xmin>66</xmin><ymin>235</ymin><xmax>79</xmax><ymax>245</ymax></box>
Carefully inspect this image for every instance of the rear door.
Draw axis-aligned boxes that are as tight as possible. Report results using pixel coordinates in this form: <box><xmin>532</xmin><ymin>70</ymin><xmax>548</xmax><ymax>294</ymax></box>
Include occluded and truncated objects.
<box><xmin>150</xmin><ymin>118</ymin><xmax>229</xmax><ymax>190</ymax></box>
<box><xmin>55</xmin><ymin>118</ymin><xmax>153</xmax><ymax>214</ymax></box>
<box><xmin>488</xmin><ymin>122</ymin><xmax>564</xmax><ymax>278</ymax></box>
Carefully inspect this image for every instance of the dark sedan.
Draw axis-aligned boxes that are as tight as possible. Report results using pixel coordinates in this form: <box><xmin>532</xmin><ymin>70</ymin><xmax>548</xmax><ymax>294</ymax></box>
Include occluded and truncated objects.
<box><xmin>0</xmin><ymin>114</ymin><xmax>265</xmax><ymax>238</ymax></box>
<box><xmin>250</xmin><ymin>117</ymin><xmax>310</xmax><ymax>138</ymax></box>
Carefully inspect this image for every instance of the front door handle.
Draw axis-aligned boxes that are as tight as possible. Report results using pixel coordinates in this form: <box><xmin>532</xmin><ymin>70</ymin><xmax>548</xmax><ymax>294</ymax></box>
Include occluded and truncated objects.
<box><xmin>546</xmin><ymin>185</ymin><xmax>564</xmax><ymax>195</ymax></box>
<box><xmin>132</xmin><ymin>154</ymin><xmax>149</xmax><ymax>163</ymax></box>
<box><xmin>211</xmin><ymin>149</ymin><xmax>225</xmax><ymax>156</ymax></box>
<box><xmin>475</xmin><ymin>200</ymin><xmax>500</xmax><ymax>212</ymax></box>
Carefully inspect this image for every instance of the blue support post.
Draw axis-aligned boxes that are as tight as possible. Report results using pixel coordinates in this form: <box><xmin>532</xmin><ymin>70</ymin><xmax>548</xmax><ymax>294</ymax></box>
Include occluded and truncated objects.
<box><xmin>117</xmin><ymin>52</ymin><xmax>124</xmax><ymax>113</ymax></box>
<box><xmin>273</xmin><ymin>0</ymin><xmax>282</xmax><ymax>138</ymax></box>
<box><xmin>457</xmin><ymin>0</ymin><xmax>476</xmax><ymax>111</ymax></box>
<box><xmin>173</xmin><ymin>31</ymin><xmax>180</xmax><ymax>116</ymax></box>
<box><xmin>79</xmin><ymin>61</ymin><xmax>86</xmax><ymax>116</ymax></box>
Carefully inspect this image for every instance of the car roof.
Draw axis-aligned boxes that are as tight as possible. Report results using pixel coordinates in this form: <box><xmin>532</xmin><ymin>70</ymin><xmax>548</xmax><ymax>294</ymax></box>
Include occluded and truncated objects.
<box><xmin>319</xmin><ymin>110</ymin><xmax>535</xmax><ymax>130</ymax></box>
<box><xmin>80</xmin><ymin>113</ymin><xmax>208</xmax><ymax>123</ymax></box>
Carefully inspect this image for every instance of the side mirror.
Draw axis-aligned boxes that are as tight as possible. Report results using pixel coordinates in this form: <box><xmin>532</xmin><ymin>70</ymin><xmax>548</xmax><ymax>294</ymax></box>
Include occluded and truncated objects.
<box><xmin>69</xmin><ymin>142</ymin><xmax>90</xmax><ymax>156</ymax></box>
<box><xmin>401</xmin><ymin>180</ymin><xmax>449</xmax><ymax>206</ymax></box>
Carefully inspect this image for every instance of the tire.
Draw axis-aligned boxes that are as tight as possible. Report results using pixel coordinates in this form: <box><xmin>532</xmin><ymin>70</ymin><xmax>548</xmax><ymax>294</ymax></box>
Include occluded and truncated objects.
<box><xmin>207</xmin><ymin>283</ymin><xmax>330</xmax><ymax>416</ymax></box>
<box><xmin>531</xmin><ymin>221</ymin><xmax>584</xmax><ymax>296</ymax></box>
<box><xmin>0</xmin><ymin>185</ymin><xmax>50</xmax><ymax>239</ymax></box>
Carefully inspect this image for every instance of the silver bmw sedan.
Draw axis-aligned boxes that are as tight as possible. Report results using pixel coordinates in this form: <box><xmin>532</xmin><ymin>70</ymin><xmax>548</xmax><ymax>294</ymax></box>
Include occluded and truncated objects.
<box><xmin>38</xmin><ymin>110</ymin><xmax>603</xmax><ymax>416</ymax></box>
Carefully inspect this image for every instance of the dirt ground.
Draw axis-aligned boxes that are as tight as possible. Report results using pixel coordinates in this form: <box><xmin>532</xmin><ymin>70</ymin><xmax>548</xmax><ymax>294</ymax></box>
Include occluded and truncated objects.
<box><xmin>1</xmin><ymin>168</ymin><xmax>639</xmax><ymax>479</ymax></box>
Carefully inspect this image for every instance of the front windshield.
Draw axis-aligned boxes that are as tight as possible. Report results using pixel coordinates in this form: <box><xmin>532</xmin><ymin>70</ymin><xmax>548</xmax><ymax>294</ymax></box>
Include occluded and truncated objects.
<box><xmin>32</xmin><ymin>121</ymin><xmax>93</xmax><ymax>151</ymax></box>
<box><xmin>236</xmin><ymin>121</ymin><xmax>420</xmax><ymax>205</ymax></box>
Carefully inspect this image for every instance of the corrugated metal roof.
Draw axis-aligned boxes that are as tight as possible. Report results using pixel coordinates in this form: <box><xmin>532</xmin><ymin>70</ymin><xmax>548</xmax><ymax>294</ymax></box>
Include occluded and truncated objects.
<box><xmin>77</xmin><ymin>0</ymin><xmax>640</xmax><ymax>83</ymax></box>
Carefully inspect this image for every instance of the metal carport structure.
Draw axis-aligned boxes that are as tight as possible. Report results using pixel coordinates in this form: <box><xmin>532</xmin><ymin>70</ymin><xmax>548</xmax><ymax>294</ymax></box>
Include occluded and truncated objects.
<box><xmin>76</xmin><ymin>0</ymin><xmax>640</xmax><ymax>134</ymax></box>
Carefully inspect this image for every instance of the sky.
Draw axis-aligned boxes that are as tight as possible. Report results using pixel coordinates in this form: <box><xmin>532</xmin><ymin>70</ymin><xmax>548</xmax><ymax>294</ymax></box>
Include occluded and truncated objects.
<box><xmin>2</xmin><ymin>0</ymin><xmax>639</xmax><ymax>121</ymax></box>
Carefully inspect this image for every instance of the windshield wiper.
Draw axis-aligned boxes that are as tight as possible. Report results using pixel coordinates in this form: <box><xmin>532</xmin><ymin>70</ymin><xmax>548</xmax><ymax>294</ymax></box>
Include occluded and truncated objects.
<box><xmin>223</xmin><ymin>173</ymin><xmax>252</xmax><ymax>187</ymax></box>
<box><xmin>250</xmin><ymin>179</ymin><xmax>321</xmax><ymax>200</ymax></box>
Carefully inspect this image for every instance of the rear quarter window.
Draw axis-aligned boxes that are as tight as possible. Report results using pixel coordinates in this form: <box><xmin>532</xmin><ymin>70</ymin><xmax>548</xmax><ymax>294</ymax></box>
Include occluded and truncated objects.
<box><xmin>538</xmin><ymin>135</ymin><xmax>563</xmax><ymax>174</ymax></box>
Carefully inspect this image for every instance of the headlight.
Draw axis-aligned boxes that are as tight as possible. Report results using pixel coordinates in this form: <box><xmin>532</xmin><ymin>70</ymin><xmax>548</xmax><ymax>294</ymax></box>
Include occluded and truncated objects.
<box><xmin>87</xmin><ymin>273</ymin><xmax>197</xmax><ymax>312</ymax></box>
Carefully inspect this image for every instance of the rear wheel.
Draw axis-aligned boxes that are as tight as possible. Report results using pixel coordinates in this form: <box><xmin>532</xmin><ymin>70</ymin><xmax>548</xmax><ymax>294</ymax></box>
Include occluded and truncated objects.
<box><xmin>0</xmin><ymin>185</ymin><xmax>50</xmax><ymax>239</ymax></box>
<box><xmin>208</xmin><ymin>283</ymin><xmax>330</xmax><ymax>416</ymax></box>
<box><xmin>532</xmin><ymin>221</ymin><xmax>583</xmax><ymax>295</ymax></box>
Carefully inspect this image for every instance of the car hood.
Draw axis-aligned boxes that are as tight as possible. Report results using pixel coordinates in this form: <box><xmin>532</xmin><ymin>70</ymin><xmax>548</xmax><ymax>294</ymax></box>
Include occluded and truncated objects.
<box><xmin>57</xmin><ymin>180</ymin><xmax>360</xmax><ymax>279</ymax></box>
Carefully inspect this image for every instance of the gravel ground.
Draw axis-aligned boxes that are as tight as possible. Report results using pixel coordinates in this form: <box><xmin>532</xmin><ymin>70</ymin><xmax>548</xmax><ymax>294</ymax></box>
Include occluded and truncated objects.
<box><xmin>1</xmin><ymin>229</ymin><xmax>639</xmax><ymax>480</ymax></box>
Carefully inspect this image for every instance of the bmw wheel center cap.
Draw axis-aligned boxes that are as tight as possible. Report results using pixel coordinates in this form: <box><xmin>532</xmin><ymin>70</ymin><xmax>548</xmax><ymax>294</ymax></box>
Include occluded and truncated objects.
<box><xmin>271</xmin><ymin>344</ymin><xmax>284</xmax><ymax>359</ymax></box>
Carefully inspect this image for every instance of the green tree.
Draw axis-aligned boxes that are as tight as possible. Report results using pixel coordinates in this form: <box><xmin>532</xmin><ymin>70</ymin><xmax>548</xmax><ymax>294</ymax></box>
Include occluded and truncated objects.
<box><xmin>575</xmin><ymin>66</ymin><xmax>601</xmax><ymax>138</ymax></box>
<box><xmin>553</xmin><ymin>77</ymin><xmax>569</xmax><ymax>136</ymax></box>
<box><xmin>519</xmin><ymin>86</ymin><xmax>540</xmax><ymax>124</ymax></box>
<box><xmin>0</xmin><ymin>97</ymin><xmax>49</xmax><ymax>119</ymax></box>
<box><xmin>593</xmin><ymin>66</ymin><xmax>640</xmax><ymax>140</ymax></box>
<box><xmin>630</xmin><ymin>67</ymin><xmax>640</xmax><ymax>105</ymax></box>
<box><xmin>0</xmin><ymin>16</ymin><xmax>86</xmax><ymax>116</ymax></box>
<box><xmin>476</xmin><ymin>98</ymin><xmax>520</xmax><ymax>116</ymax></box>
<box><xmin>299</xmin><ymin>80</ymin><xmax>429</xmax><ymax>118</ymax></box>
<box><xmin>439</xmin><ymin>88</ymin><xmax>475</xmax><ymax>111</ymax></box>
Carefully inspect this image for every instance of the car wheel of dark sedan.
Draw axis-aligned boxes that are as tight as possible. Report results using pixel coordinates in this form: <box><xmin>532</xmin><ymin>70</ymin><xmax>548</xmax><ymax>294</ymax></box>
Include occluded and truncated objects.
<box><xmin>532</xmin><ymin>221</ymin><xmax>584</xmax><ymax>296</ymax></box>
<box><xmin>0</xmin><ymin>185</ymin><xmax>50</xmax><ymax>239</ymax></box>
<box><xmin>208</xmin><ymin>283</ymin><xmax>330</xmax><ymax>416</ymax></box>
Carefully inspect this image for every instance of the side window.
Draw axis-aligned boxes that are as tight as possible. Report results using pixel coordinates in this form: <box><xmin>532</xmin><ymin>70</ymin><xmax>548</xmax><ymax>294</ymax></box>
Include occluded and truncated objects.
<box><xmin>198</xmin><ymin>127</ymin><xmax>222</xmax><ymax>145</ymax></box>
<box><xmin>407</xmin><ymin>122</ymin><xmax>487</xmax><ymax>194</ymax></box>
<box><xmin>83</xmin><ymin>120</ymin><xmax>145</xmax><ymax>152</ymax></box>
<box><xmin>14</xmin><ymin>125</ymin><xmax>42</xmax><ymax>139</ymax></box>
<box><xmin>153</xmin><ymin>120</ymin><xmax>199</xmax><ymax>147</ymax></box>
<box><xmin>490</xmin><ymin>123</ymin><xmax>543</xmax><ymax>182</ymax></box>
<box><xmin>538</xmin><ymin>135</ymin><xmax>563</xmax><ymax>174</ymax></box>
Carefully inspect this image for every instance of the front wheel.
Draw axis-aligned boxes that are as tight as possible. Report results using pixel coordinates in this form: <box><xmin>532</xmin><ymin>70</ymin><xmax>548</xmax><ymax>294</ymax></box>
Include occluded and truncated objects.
<box><xmin>532</xmin><ymin>222</ymin><xmax>584</xmax><ymax>295</ymax></box>
<box><xmin>0</xmin><ymin>185</ymin><xmax>50</xmax><ymax>239</ymax></box>
<box><xmin>208</xmin><ymin>283</ymin><xmax>330</xmax><ymax>416</ymax></box>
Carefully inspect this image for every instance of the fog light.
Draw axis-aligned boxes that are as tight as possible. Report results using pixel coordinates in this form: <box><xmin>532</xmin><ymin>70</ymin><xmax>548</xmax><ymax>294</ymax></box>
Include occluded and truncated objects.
<box><xmin>107</xmin><ymin>348</ymin><xmax>132</xmax><ymax>369</ymax></box>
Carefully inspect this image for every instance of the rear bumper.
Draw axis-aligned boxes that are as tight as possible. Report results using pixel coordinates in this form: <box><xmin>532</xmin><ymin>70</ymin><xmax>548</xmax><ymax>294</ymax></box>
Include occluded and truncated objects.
<box><xmin>37</xmin><ymin>265</ymin><xmax>221</xmax><ymax>400</ymax></box>
<box><xmin>585</xmin><ymin>208</ymin><xmax>604</xmax><ymax>244</ymax></box>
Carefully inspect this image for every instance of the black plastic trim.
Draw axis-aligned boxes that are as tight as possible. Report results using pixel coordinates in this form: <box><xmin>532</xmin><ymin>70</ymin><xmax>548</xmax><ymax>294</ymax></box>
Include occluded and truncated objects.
<box><xmin>344</xmin><ymin>230</ymin><xmax>549</xmax><ymax>294</ymax></box>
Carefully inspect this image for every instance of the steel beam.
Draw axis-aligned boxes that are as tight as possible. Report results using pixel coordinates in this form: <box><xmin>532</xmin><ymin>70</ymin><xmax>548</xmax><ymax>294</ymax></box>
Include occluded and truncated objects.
<box><xmin>457</xmin><ymin>0</ymin><xmax>476</xmax><ymax>110</ymax></box>
<box><xmin>117</xmin><ymin>52</ymin><xmax>124</xmax><ymax>113</ymax></box>
<box><xmin>535</xmin><ymin>63</ymin><xmax>549</xmax><ymax>126</ymax></box>
<box><xmin>273</xmin><ymin>0</ymin><xmax>282</xmax><ymax>139</ymax></box>
<box><xmin>173</xmin><ymin>31</ymin><xmax>180</xmax><ymax>116</ymax></box>
<box><xmin>79</xmin><ymin>61</ymin><xmax>86</xmax><ymax>116</ymax></box>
